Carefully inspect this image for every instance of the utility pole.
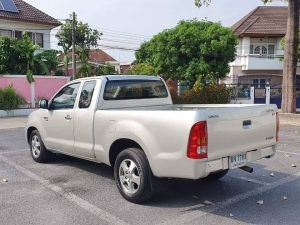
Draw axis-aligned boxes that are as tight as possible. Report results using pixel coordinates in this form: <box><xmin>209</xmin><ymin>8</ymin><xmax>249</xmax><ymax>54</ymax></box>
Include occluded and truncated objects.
<box><xmin>72</xmin><ymin>12</ymin><xmax>76</xmax><ymax>80</ymax></box>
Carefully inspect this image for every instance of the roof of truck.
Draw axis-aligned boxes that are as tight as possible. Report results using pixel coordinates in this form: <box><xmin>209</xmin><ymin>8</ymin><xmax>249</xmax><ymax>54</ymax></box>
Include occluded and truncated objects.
<box><xmin>75</xmin><ymin>75</ymin><xmax>161</xmax><ymax>81</ymax></box>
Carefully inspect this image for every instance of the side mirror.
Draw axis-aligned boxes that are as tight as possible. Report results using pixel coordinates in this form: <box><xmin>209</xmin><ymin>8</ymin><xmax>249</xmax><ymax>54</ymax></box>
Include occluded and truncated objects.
<box><xmin>39</xmin><ymin>100</ymin><xmax>49</xmax><ymax>109</ymax></box>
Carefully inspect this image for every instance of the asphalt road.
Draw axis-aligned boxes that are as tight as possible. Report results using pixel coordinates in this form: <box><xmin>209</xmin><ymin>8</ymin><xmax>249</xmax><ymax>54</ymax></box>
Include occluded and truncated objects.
<box><xmin>0</xmin><ymin>125</ymin><xmax>300</xmax><ymax>225</ymax></box>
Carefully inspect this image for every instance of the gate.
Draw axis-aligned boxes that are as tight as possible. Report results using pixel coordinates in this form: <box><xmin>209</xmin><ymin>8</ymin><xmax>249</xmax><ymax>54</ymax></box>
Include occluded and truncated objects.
<box><xmin>270</xmin><ymin>88</ymin><xmax>300</xmax><ymax>108</ymax></box>
<box><xmin>270</xmin><ymin>88</ymin><xmax>282</xmax><ymax>108</ymax></box>
<box><xmin>254</xmin><ymin>88</ymin><xmax>266</xmax><ymax>104</ymax></box>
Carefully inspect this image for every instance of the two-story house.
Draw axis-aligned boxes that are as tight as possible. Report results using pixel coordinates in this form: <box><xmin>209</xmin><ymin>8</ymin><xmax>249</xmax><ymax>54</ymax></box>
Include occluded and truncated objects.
<box><xmin>227</xmin><ymin>6</ymin><xmax>300</xmax><ymax>89</ymax></box>
<box><xmin>0</xmin><ymin>0</ymin><xmax>61</xmax><ymax>52</ymax></box>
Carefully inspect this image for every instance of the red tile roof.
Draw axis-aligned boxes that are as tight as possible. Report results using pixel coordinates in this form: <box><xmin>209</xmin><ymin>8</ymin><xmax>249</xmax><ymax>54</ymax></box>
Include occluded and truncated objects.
<box><xmin>89</xmin><ymin>49</ymin><xmax>116</xmax><ymax>63</ymax></box>
<box><xmin>0</xmin><ymin>0</ymin><xmax>61</xmax><ymax>27</ymax></box>
<box><xmin>58</xmin><ymin>49</ymin><xmax>116</xmax><ymax>63</ymax></box>
<box><xmin>232</xmin><ymin>6</ymin><xmax>289</xmax><ymax>37</ymax></box>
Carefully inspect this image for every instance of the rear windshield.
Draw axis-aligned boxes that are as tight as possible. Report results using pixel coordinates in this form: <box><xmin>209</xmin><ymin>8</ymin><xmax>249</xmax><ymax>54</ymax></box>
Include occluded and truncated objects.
<box><xmin>103</xmin><ymin>79</ymin><xmax>168</xmax><ymax>100</ymax></box>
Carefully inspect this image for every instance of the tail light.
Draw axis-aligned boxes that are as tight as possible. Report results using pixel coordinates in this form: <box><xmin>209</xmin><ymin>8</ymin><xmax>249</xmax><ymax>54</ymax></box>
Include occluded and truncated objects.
<box><xmin>276</xmin><ymin>112</ymin><xmax>280</xmax><ymax>142</ymax></box>
<box><xmin>187</xmin><ymin>121</ymin><xmax>208</xmax><ymax>159</ymax></box>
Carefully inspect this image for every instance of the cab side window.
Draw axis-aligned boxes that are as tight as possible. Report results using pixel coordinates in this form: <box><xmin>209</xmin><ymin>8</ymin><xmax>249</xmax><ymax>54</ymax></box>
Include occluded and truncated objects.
<box><xmin>51</xmin><ymin>83</ymin><xmax>80</xmax><ymax>110</ymax></box>
<box><xmin>79</xmin><ymin>81</ymin><xmax>96</xmax><ymax>109</ymax></box>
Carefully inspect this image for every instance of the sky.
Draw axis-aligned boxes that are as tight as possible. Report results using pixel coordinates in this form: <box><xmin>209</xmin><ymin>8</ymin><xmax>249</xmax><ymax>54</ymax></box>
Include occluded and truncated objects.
<box><xmin>25</xmin><ymin>0</ymin><xmax>287</xmax><ymax>62</ymax></box>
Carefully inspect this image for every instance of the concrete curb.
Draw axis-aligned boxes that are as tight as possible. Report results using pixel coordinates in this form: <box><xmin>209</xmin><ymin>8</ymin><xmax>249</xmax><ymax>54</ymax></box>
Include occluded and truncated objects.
<box><xmin>0</xmin><ymin>109</ymin><xmax>36</xmax><ymax>118</ymax></box>
<box><xmin>0</xmin><ymin>117</ymin><xmax>27</xmax><ymax>129</ymax></box>
<box><xmin>280</xmin><ymin>113</ymin><xmax>300</xmax><ymax>126</ymax></box>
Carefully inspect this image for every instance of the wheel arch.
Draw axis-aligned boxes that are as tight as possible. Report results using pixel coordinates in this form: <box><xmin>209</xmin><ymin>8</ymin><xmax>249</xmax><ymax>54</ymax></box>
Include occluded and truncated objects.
<box><xmin>109</xmin><ymin>138</ymin><xmax>144</xmax><ymax>167</ymax></box>
<box><xmin>27</xmin><ymin>126</ymin><xmax>38</xmax><ymax>143</ymax></box>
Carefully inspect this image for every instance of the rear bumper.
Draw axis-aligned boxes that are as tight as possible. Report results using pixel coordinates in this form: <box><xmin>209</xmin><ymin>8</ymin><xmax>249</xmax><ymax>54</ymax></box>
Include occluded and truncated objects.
<box><xmin>151</xmin><ymin>145</ymin><xmax>276</xmax><ymax>180</ymax></box>
<box><xmin>203</xmin><ymin>145</ymin><xmax>276</xmax><ymax>177</ymax></box>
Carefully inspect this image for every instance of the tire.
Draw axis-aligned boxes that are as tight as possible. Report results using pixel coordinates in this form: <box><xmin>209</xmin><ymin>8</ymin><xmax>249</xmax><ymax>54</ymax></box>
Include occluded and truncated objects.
<box><xmin>205</xmin><ymin>170</ymin><xmax>229</xmax><ymax>181</ymax></box>
<box><xmin>29</xmin><ymin>130</ymin><xmax>54</xmax><ymax>163</ymax></box>
<box><xmin>114</xmin><ymin>148</ymin><xmax>155</xmax><ymax>203</ymax></box>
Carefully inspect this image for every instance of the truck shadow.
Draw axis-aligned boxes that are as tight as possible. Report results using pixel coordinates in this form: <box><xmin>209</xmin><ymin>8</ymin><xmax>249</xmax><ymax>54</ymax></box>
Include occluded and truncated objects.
<box><xmin>148</xmin><ymin>165</ymin><xmax>264</xmax><ymax>208</ymax></box>
<box><xmin>48</xmin><ymin>153</ymin><xmax>114</xmax><ymax>181</ymax></box>
<box><xmin>146</xmin><ymin>162</ymin><xmax>299</xmax><ymax>224</ymax></box>
<box><xmin>46</xmin><ymin>154</ymin><xmax>298</xmax><ymax>225</ymax></box>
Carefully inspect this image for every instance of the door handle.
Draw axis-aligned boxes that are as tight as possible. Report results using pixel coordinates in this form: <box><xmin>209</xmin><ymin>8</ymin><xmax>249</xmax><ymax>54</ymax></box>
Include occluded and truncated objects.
<box><xmin>43</xmin><ymin>117</ymin><xmax>48</xmax><ymax>121</ymax></box>
<box><xmin>243</xmin><ymin>120</ymin><xmax>252</xmax><ymax>129</ymax></box>
<box><xmin>65</xmin><ymin>115</ymin><xmax>72</xmax><ymax>120</ymax></box>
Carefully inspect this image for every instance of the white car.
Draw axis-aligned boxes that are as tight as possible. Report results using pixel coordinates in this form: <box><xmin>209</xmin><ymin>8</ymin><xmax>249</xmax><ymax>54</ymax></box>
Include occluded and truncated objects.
<box><xmin>26</xmin><ymin>75</ymin><xmax>279</xmax><ymax>203</ymax></box>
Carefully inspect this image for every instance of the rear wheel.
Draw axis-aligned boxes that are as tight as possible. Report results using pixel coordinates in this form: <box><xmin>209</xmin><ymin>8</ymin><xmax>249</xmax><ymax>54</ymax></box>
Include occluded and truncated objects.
<box><xmin>29</xmin><ymin>130</ymin><xmax>54</xmax><ymax>163</ymax></box>
<box><xmin>114</xmin><ymin>148</ymin><xmax>155</xmax><ymax>203</ymax></box>
<box><xmin>205</xmin><ymin>170</ymin><xmax>229</xmax><ymax>181</ymax></box>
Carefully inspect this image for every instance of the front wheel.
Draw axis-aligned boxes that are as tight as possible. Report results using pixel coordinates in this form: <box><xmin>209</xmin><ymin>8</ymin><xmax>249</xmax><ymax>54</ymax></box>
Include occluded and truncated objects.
<box><xmin>114</xmin><ymin>148</ymin><xmax>155</xmax><ymax>203</ymax></box>
<box><xmin>29</xmin><ymin>130</ymin><xmax>54</xmax><ymax>163</ymax></box>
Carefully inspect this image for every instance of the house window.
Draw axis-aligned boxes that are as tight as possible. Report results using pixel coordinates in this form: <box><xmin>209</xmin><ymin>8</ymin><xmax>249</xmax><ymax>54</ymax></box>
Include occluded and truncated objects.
<box><xmin>261</xmin><ymin>46</ymin><xmax>268</xmax><ymax>55</ymax></box>
<box><xmin>1</xmin><ymin>30</ymin><xmax>45</xmax><ymax>48</ymax></box>
<box><xmin>250</xmin><ymin>44</ymin><xmax>275</xmax><ymax>56</ymax></box>
<box><xmin>268</xmin><ymin>45</ymin><xmax>275</xmax><ymax>55</ymax></box>
<box><xmin>250</xmin><ymin>44</ymin><xmax>253</xmax><ymax>54</ymax></box>
<box><xmin>0</xmin><ymin>29</ymin><xmax>12</xmax><ymax>37</ymax></box>
<box><xmin>35</xmin><ymin>33</ymin><xmax>44</xmax><ymax>48</ymax></box>
<box><xmin>14</xmin><ymin>30</ymin><xmax>23</xmax><ymax>40</ymax></box>
<box><xmin>254</xmin><ymin>46</ymin><xmax>261</xmax><ymax>54</ymax></box>
<box><xmin>253</xmin><ymin>79</ymin><xmax>266</xmax><ymax>88</ymax></box>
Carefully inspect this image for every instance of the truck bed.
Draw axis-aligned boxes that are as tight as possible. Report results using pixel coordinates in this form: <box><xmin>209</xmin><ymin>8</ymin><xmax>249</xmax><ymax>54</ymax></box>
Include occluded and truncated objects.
<box><xmin>94</xmin><ymin>103</ymin><xmax>277</xmax><ymax>177</ymax></box>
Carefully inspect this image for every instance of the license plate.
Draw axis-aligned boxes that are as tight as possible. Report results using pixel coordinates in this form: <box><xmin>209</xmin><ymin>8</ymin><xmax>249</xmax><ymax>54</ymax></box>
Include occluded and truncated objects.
<box><xmin>229</xmin><ymin>153</ymin><xmax>247</xmax><ymax>169</ymax></box>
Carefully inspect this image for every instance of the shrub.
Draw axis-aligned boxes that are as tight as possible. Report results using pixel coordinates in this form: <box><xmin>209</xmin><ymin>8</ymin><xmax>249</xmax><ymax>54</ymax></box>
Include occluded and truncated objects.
<box><xmin>171</xmin><ymin>84</ymin><xmax>233</xmax><ymax>104</ymax></box>
<box><xmin>0</xmin><ymin>86</ymin><xmax>25</xmax><ymax>110</ymax></box>
<box><xmin>55</xmin><ymin>69</ymin><xmax>65</xmax><ymax>76</ymax></box>
<box><xmin>166</xmin><ymin>79</ymin><xmax>178</xmax><ymax>96</ymax></box>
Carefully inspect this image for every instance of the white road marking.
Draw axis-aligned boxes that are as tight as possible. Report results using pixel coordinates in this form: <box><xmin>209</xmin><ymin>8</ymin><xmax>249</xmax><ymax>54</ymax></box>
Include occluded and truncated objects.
<box><xmin>0</xmin><ymin>155</ymin><xmax>129</xmax><ymax>225</ymax></box>
<box><xmin>229</xmin><ymin>176</ymin><xmax>269</xmax><ymax>185</ymax></box>
<box><xmin>160</xmin><ymin>170</ymin><xmax>300</xmax><ymax>225</ymax></box>
<box><xmin>0</xmin><ymin>149</ymin><xmax>28</xmax><ymax>155</ymax></box>
<box><xmin>277</xmin><ymin>150</ymin><xmax>300</xmax><ymax>156</ymax></box>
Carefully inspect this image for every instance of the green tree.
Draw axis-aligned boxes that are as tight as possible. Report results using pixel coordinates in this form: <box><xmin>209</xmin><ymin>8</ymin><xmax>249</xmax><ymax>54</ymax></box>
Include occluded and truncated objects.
<box><xmin>136</xmin><ymin>20</ymin><xmax>237</xmax><ymax>85</ymax></box>
<box><xmin>96</xmin><ymin>64</ymin><xmax>117</xmax><ymax>76</ymax></box>
<box><xmin>56</xmin><ymin>13</ymin><xmax>102</xmax><ymax>77</ymax></box>
<box><xmin>195</xmin><ymin>0</ymin><xmax>299</xmax><ymax>113</ymax></box>
<box><xmin>34</xmin><ymin>50</ymin><xmax>60</xmax><ymax>75</ymax></box>
<box><xmin>16</xmin><ymin>33</ymin><xmax>48</xmax><ymax>83</ymax></box>
<box><xmin>194</xmin><ymin>0</ymin><xmax>211</xmax><ymax>6</ymax></box>
<box><xmin>124</xmin><ymin>63</ymin><xmax>155</xmax><ymax>75</ymax></box>
<box><xmin>0</xmin><ymin>34</ymin><xmax>48</xmax><ymax>82</ymax></box>
<box><xmin>0</xmin><ymin>37</ymin><xmax>13</xmax><ymax>74</ymax></box>
<box><xmin>76</xmin><ymin>46</ymin><xmax>92</xmax><ymax>77</ymax></box>
<box><xmin>56</xmin><ymin>16</ymin><xmax>72</xmax><ymax>76</ymax></box>
<box><xmin>0</xmin><ymin>37</ymin><xmax>24</xmax><ymax>74</ymax></box>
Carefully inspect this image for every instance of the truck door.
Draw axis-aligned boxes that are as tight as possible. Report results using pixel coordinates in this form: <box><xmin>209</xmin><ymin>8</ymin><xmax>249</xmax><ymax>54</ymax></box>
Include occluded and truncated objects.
<box><xmin>43</xmin><ymin>82</ymin><xmax>81</xmax><ymax>154</ymax></box>
<box><xmin>73</xmin><ymin>80</ymin><xmax>98</xmax><ymax>158</ymax></box>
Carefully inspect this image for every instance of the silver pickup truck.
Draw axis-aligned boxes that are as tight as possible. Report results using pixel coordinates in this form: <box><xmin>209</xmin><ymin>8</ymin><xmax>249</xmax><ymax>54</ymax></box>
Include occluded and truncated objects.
<box><xmin>26</xmin><ymin>75</ymin><xmax>279</xmax><ymax>203</ymax></box>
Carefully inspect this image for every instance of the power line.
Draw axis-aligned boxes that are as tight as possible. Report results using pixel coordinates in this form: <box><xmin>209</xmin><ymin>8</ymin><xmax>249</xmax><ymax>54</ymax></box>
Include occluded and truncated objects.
<box><xmin>100</xmin><ymin>38</ymin><xmax>142</xmax><ymax>46</ymax></box>
<box><xmin>0</xmin><ymin>16</ymin><xmax>150</xmax><ymax>39</ymax></box>
<box><xmin>49</xmin><ymin>41</ymin><xmax>138</xmax><ymax>52</ymax></box>
<box><xmin>102</xmin><ymin>33</ymin><xmax>148</xmax><ymax>41</ymax></box>
<box><xmin>97</xmin><ymin>44</ymin><xmax>138</xmax><ymax>51</ymax></box>
<box><xmin>92</xmin><ymin>26</ymin><xmax>152</xmax><ymax>39</ymax></box>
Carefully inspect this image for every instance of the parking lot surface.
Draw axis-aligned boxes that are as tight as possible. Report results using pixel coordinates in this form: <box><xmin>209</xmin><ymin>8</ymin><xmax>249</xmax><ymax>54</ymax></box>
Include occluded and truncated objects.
<box><xmin>1</xmin><ymin>122</ymin><xmax>300</xmax><ymax>225</ymax></box>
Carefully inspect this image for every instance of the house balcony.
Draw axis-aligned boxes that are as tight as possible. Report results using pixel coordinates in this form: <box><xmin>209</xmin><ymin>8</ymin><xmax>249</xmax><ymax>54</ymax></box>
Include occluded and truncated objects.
<box><xmin>241</xmin><ymin>55</ymin><xmax>284</xmax><ymax>71</ymax></box>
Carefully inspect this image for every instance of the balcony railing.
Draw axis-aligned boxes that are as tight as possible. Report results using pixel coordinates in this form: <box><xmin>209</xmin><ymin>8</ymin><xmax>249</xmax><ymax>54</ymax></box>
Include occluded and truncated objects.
<box><xmin>241</xmin><ymin>55</ymin><xmax>284</xmax><ymax>70</ymax></box>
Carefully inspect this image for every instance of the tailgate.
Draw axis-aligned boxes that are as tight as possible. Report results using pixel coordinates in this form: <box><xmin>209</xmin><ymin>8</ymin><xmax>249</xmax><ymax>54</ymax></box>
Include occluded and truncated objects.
<box><xmin>205</xmin><ymin>105</ymin><xmax>277</xmax><ymax>160</ymax></box>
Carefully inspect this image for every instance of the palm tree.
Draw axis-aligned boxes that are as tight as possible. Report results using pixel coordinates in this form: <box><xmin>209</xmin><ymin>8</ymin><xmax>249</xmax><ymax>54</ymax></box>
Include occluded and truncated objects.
<box><xmin>16</xmin><ymin>33</ymin><xmax>49</xmax><ymax>83</ymax></box>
